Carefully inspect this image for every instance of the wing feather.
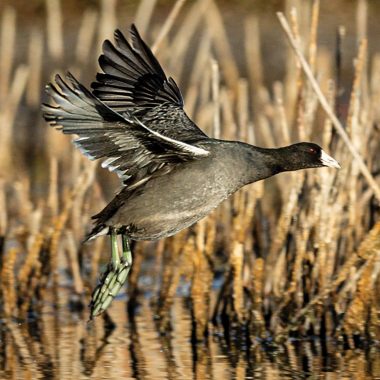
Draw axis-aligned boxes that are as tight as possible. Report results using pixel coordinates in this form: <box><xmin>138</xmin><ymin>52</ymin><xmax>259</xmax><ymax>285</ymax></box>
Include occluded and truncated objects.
<box><xmin>92</xmin><ymin>26</ymin><xmax>182</xmax><ymax>113</ymax></box>
<box><xmin>91</xmin><ymin>25</ymin><xmax>208</xmax><ymax>141</ymax></box>
<box><xmin>42</xmin><ymin>73</ymin><xmax>209</xmax><ymax>186</ymax></box>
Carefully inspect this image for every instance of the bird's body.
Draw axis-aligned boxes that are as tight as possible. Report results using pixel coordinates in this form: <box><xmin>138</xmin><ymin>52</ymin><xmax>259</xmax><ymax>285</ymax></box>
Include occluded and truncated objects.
<box><xmin>92</xmin><ymin>140</ymin><xmax>255</xmax><ymax>240</ymax></box>
<box><xmin>91</xmin><ymin>139</ymin><xmax>335</xmax><ymax>241</ymax></box>
<box><xmin>42</xmin><ymin>25</ymin><xmax>340</xmax><ymax>317</ymax></box>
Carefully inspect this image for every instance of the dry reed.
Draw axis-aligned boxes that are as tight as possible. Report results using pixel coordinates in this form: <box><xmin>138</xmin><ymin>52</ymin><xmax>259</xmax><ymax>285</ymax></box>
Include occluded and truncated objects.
<box><xmin>0</xmin><ymin>2</ymin><xmax>379</xmax><ymax>378</ymax></box>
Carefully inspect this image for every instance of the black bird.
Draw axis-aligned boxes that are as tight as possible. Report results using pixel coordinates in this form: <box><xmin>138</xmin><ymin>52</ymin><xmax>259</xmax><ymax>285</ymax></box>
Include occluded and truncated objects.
<box><xmin>42</xmin><ymin>25</ymin><xmax>340</xmax><ymax>317</ymax></box>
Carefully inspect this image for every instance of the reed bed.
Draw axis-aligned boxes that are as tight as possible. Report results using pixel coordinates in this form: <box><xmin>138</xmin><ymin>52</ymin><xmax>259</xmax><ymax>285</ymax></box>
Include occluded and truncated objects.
<box><xmin>0</xmin><ymin>0</ymin><xmax>380</xmax><ymax>377</ymax></box>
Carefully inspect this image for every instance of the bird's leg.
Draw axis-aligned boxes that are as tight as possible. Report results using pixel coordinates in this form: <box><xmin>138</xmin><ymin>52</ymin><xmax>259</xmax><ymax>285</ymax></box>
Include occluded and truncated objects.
<box><xmin>111</xmin><ymin>228</ymin><xmax>120</xmax><ymax>269</ymax></box>
<box><xmin>117</xmin><ymin>234</ymin><xmax>133</xmax><ymax>285</ymax></box>
<box><xmin>89</xmin><ymin>230</ymin><xmax>133</xmax><ymax>320</ymax></box>
<box><xmin>121</xmin><ymin>234</ymin><xmax>132</xmax><ymax>266</ymax></box>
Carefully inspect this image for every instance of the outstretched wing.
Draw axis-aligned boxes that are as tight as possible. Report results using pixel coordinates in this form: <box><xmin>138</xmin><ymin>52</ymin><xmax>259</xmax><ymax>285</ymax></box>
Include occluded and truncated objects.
<box><xmin>42</xmin><ymin>73</ymin><xmax>209</xmax><ymax>188</ymax></box>
<box><xmin>91</xmin><ymin>24</ymin><xmax>207</xmax><ymax>141</ymax></box>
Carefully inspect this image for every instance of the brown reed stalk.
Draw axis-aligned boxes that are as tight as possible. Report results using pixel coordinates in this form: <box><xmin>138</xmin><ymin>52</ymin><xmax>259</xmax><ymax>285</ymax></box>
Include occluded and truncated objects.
<box><xmin>199</xmin><ymin>62</ymin><xmax>212</xmax><ymax>110</ymax></box>
<box><xmin>168</xmin><ymin>0</ymin><xmax>211</xmax><ymax>81</ymax></box>
<box><xmin>241</xmin><ymin>188</ymin><xmax>256</xmax><ymax>235</ymax></box>
<box><xmin>211</xmin><ymin>58</ymin><xmax>221</xmax><ymax>139</ymax></box>
<box><xmin>340</xmin><ymin>221</ymin><xmax>380</xmax><ymax>335</ymax></box>
<box><xmin>290</xmin><ymin>222</ymin><xmax>310</xmax><ymax>304</ymax></box>
<box><xmin>283</xmin><ymin>7</ymin><xmax>303</xmax><ymax>127</ymax></box>
<box><xmin>0</xmin><ymin>179</ymin><xmax>7</xmax><ymax>237</ymax></box>
<box><xmin>0</xmin><ymin>65</ymin><xmax>29</xmax><ymax>174</ymax></box>
<box><xmin>265</xmin><ymin>173</ymin><xmax>304</xmax><ymax>294</ymax></box>
<box><xmin>204</xmin><ymin>213</ymin><xmax>217</xmax><ymax>267</ymax></box>
<box><xmin>26</xmin><ymin>28</ymin><xmax>43</xmax><ymax>107</ymax></box>
<box><xmin>70</xmin><ymin>161</ymin><xmax>97</xmax><ymax>241</ymax></box>
<box><xmin>322</xmin><ymin>79</ymin><xmax>335</xmax><ymax>148</ymax></box>
<box><xmin>230</xmin><ymin>238</ymin><xmax>245</xmax><ymax>323</ymax></box>
<box><xmin>257</xmin><ymin>113</ymin><xmax>276</xmax><ymax>149</ymax></box>
<box><xmin>244</xmin><ymin>16</ymin><xmax>263</xmax><ymax>92</ymax></box>
<box><xmin>45</xmin><ymin>0</ymin><xmax>63</xmax><ymax>61</ymax></box>
<box><xmin>49</xmin><ymin>216</ymin><xmax>66</xmax><ymax>289</ymax></box>
<box><xmin>98</xmin><ymin>0</ymin><xmax>117</xmax><ymax>52</ymax></box>
<box><xmin>0</xmin><ymin>7</ymin><xmax>16</xmax><ymax>103</ymax></box>
<box><xmin>18</xmin><ymin>232</ymin><xmax>44</xmax><ymax>285</ymax></box>
<box><xmin>75</xmin><ymin>9</ymin><xmax>98</xmax><ymax>67</ymax></box>
<box><xmin>18</xmin><ymin>251</ymin><xmax>43</xmax><ymax>317</ymax></box>
<box><xmin>220</xmin><ymin>88</ymin><xmax>238</xmax><ymax>141</ymax></box>
<box><xmin>346</xmin><ymin>38</ymin><xmax>367</xmax><ymax>141</ymax></box>
<box><xmin>206</xmin><ymin>0</ymin><xmax>239</xmax><ymax>89</ymax></box>
<box><xmin>369</xmin><ymin>277</ymin><xmax>380</xmax><ymax>341</ymax></box>
<box><xmin>308</xmin><ymin>0</ymin><xmax>320</xmax><ymax>73</ymax></box>
<box><xmin>190</xmin><ymin>31</ymin><xmax>212</xmax><ymax>87</ymax></box>
<box><xmin>357</xmin><ymin>0</ymin><xmax>368</xmax><ymax>42</ymax></box>
<box><xmin>273</xmin><ymin>81</ymin><xmax>290</xmax><ymax>145</ymax></box>
<box><xmin>249</xmin><ymin>257</ymin><xmax>265</xmax><ymax>338</ymax></box>
<box><xmin>341</xmin><ymin>255</ymin><xmax>375</xmax><ymax>339</ymax></box>
<box><xmin>155</xmin><ymin>229</ymin><xmax>188</xmax><ymax>331</ymax></box>
<box><xmin>314</xmin><ymin>174</ymin><xmax>337</xmax><ymax>292</ymax></box>
<box><xmin>1</xmin><ymin>248</ymin><xmax>18</xmax><ymax>317</ymax></box>
<box><xmin>270</xmin><ymin>214</ymin><xmax>310</xmax><ymax>335</ymax></box>
<box><xmin>26</xmin><ymin>209</ymin><xmax>43</xmax><ymax>241</ymax></box>
<box><xmin>237</xmin><ymin>78</ymin><xmax>249</xmax><ymax>142</ymax></box>
<box><xmin>90</xmin><ymin>238</ymin><xmax>104</xmax><ymax>285</ymax></box>
<box><xmin>65</xmin><ymin>231</ymin><xmax>84</xmax><ymax>294</ymax></box>
<box><xmin>48</xmin><ymin>157</ymin><xmax>59</xmax><ymax>217</ymax></box>
<box><xmin>183</xmin><ymin>33</ymin><xmax>212</xmax><ymax>116</ymax></box>
<box><xmin>151</xmin><ymin>0</ymin><xmax>186</xmax><ymax>55</ymax></box>
<box><xmin>13</xmin><ymin>179</ymin><xmax>33</xmax><ymax>226</ymax></box>
<box><xmin>227</xmin><ymin>184</ymin><xmax>258</xmax><ymax>326</ymax></box>
<box><xmin>134</xmin><ymin>0</ymin><xmax>157</xmax><ymax>36</ymax></box>
<box><xmin>343</xmin><ymin>39</ymin><xmax>369</xmax><ymax>254</ymax></box>
<box><xmin>183</xmin><ymin>84</ymin><xmax>198</xmax><ymax>119</ymax></box>
<box><xmin>190</xmin><ymin>219</ymin><xmax>214</xmax><ymax>340</ymax></box>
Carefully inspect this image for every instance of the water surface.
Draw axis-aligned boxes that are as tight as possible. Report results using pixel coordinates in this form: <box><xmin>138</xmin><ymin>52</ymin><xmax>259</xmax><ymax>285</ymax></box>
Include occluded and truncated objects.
<box><xmin>1</xmin><ymin>292</ymin><xmax>380</xmax><ymax>380</ymax></box>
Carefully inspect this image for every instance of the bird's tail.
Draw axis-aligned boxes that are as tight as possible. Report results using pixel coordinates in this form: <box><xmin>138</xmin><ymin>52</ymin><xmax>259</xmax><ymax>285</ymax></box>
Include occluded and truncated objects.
<box><xmin>83</xmin><ymin>223</ymin><xmax>109</xmax><ymax>243</ymax></box>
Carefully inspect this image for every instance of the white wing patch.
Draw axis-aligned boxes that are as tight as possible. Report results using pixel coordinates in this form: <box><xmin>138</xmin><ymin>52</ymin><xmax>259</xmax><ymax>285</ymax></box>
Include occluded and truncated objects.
<box><xmin>101</xmin><ymin>156</ymin><xmax>120</xmax><ymax>169</ymax></box>
<box><xmin>133</xmin><ymin>117</ymin><xmax>210</xmax><ymax>157</ymax></box>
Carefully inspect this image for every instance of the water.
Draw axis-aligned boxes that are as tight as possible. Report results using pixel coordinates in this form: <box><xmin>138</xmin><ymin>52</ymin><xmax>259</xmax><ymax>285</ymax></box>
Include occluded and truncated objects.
<box><xmin>1</xmin><ymin>293</ymin><xmax>380</xmax><ymax>379</ymax></box>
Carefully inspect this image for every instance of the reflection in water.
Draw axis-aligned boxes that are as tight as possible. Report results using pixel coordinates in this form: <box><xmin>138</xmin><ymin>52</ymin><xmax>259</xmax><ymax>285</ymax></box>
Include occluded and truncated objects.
<box><xmin>1</xmin><ymin>294</ymin><xmax>380</xmax><ymax>379</ymax></box>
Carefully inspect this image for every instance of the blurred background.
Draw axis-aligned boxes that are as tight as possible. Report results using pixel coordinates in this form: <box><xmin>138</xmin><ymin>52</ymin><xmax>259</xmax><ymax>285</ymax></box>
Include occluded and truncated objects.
<box><xmin>1</xmin><ymin>0</ymin><xmax>380</xmax><ymax>379</ymax></box>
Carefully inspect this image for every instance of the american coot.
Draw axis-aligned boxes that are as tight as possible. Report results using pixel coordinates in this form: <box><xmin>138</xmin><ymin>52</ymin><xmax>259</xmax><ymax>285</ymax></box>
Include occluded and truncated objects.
<box><xmin>42</xmin><ymin>25</ymin><xmax>340</xmax><ymax>318</ymax></box>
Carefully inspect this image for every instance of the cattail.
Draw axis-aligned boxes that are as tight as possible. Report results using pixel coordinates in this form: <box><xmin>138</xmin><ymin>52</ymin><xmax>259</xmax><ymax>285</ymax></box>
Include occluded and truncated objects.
<box><xmin>1</xmin><ymin>248</ymin><xmax>18</xmax><ymax>317</ymax></box>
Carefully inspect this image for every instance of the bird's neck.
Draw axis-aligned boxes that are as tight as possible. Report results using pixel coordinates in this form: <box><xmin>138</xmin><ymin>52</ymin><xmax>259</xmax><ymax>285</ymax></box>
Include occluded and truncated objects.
<box><xmin>241</xmin><ymin>145</ymin><xmax>293</xmax><ymax>185</ymax></box>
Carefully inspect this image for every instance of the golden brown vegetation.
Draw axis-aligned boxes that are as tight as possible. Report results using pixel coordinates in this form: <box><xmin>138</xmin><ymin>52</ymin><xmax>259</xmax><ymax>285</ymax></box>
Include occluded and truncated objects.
<box><xmin>0</xmin><ymin>0</ymin><xmax>380</xmax><ymax>378</ymax></box>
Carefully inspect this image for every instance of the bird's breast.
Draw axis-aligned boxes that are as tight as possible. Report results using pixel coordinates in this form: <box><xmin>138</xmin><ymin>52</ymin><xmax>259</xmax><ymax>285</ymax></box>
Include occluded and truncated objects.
<box><xmin>111</xmin><ymin>155</ymin><xmax>242</xmax><ymax>240</ymax></box>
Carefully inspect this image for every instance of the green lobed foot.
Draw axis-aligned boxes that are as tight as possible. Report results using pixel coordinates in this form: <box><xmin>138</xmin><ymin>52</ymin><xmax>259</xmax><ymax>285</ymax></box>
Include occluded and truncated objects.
<box><xmin>89</xmin><ymin>231</ymin><xmax>133</xmax><ymax>319</ymax></box>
